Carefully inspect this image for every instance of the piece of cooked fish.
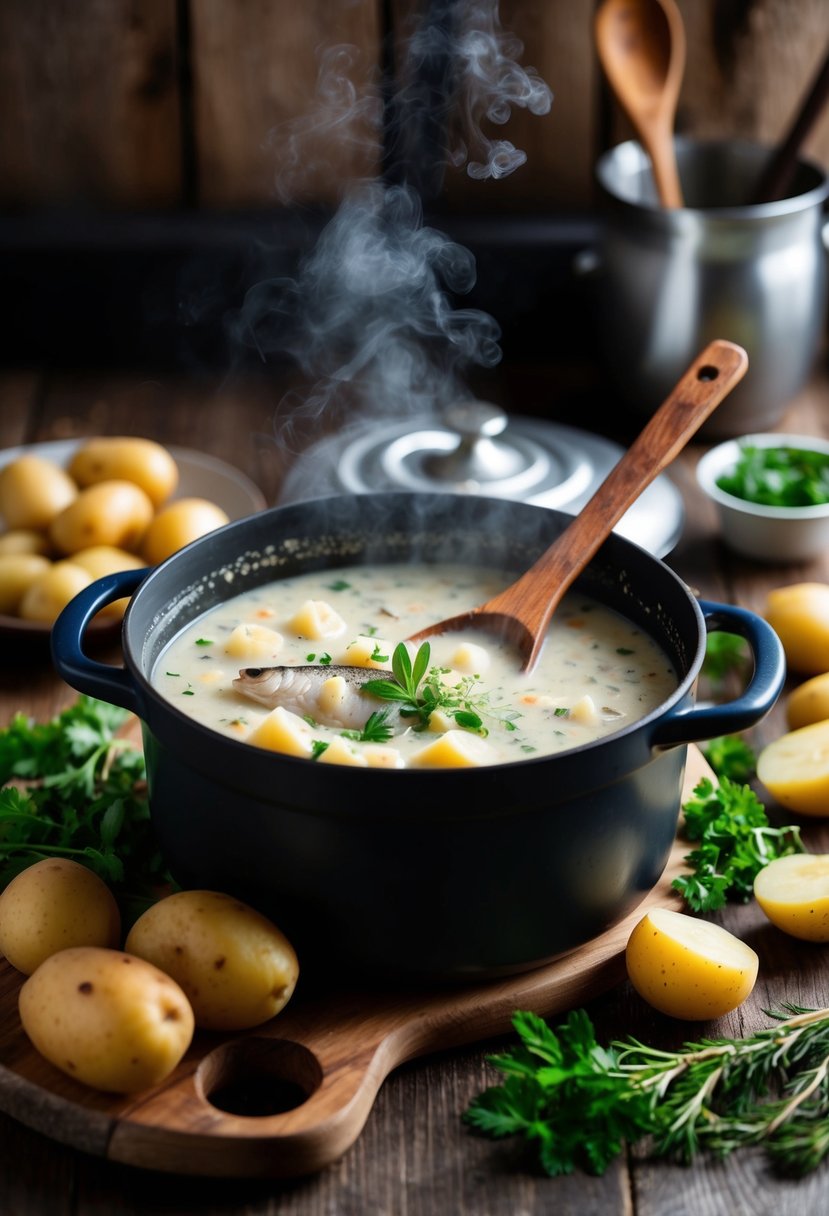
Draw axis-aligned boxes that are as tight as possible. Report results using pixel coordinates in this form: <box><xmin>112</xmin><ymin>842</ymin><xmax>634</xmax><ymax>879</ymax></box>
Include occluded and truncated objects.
<box><xmin>232</xmin><ymin>665</ymin><xmax>397</xmax><ymax>730</ymax></box>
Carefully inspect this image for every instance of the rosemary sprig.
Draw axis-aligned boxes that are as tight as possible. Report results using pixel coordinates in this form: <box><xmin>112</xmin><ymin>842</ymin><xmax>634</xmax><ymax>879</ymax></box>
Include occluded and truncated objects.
<box><xmin>465</xmin><ymin>1005</ymin><xmax>829</xmax><ymax>1177</ymax></box>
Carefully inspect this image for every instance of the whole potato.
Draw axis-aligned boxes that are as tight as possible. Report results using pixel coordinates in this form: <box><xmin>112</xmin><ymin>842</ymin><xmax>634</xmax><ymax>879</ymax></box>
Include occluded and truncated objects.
<box><xmin>72</xmin><ymin>545</ymin><xmax>147</xmax><ymax>618</ymax></box>
<box><xmin>19</xmin><ymin>947</ymin><xmax>194</xmax><ymax>1093</ymax></box>
<box><xmin>0</xmin><ymin>455</ymin><xmax>77</xmax><ymax>530</ymax></box>
<box><xmin>0</xmin><ymin>553</ymin><xmax>51</xmax><ymax>615</ymax></box>
<box><xmin>68</xmin><ymin>437</ymin><xmax>178</xmax><ymax>508</ymax></box>
<box><xmin>764</xmin><ymin>583</ymin><xmax>829</xmax><ymax>675</ymax></box>
<box><xmin>49</xmin><ymin>480</ymin><xmax>154</xmax><ymax>556</ymax></box>
<box><xmin>125</xmin><ymin>890</ymin><xmax>299</xmax><ymax>1030</ymax></box>
<box><xmin>141</xmin><ymin>498</ymin><xmax>230</xmax><ymax>565</ymax></box>
<box><xmin>18</xmin><ymin>560</ymin><xmax>92</xmax><ymax>623</ymax></box>
<box><xmin>0</xmin><ymin>858</ymin><xmax>121</xmax><ymax>974</ymax></box>
<box><xmin>0</xmin><ymin>529</ymin><xmax>51</xmax><ymax>557</ymax></box>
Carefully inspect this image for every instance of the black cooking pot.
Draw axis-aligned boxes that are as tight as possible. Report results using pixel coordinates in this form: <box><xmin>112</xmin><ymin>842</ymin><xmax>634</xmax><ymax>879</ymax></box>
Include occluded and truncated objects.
<box><xmin>51</xmin><ymin>493</ymin><xmax>784</xmax><ymax>981</ymax></box>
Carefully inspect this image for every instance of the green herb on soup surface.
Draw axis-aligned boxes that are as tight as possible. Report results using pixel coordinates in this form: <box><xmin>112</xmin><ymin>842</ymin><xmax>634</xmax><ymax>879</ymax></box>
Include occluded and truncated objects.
<box><xmin>361</xmin><ymin>642</ymin><xmax>519</xmax><ymax>736</ymax></box>
<box><xmin>465</xmin><ymin>1005</ymin><xmax>829</xmax><ymax>1177</ymax></box>
<box><xmin>0</xmin><ymin>696</ymin><xmax>173</xmax><ymax>921</ymax></box>
<box><xmin>672</xmin><ymin>776</ymin><xmax>803</xmax><ymax>913</ymax></box>
<box><xmin>716</xmin><ymin>444</ymin><xmax>829</xmax><ymax>507</ymax></box>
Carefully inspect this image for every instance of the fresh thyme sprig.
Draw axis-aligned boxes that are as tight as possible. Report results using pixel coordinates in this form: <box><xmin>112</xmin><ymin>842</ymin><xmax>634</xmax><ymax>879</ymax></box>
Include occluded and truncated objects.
<box><xmin>672</xmin><ymin>776</ymin><xmax>804</xmax><ymax>912</ymax></box>
<box><xmin>361</xmin><ymin>642</ymin><xmax>519</xmax><ymax>736</ymax></box>
<box><xmin>465</xmin><ymin>1005</ymin><xmax>829</xmax><ymax>1177</ymax></box>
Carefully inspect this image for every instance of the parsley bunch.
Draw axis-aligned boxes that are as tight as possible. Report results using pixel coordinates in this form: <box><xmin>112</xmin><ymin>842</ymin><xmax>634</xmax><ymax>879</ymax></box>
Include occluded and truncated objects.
<box><xmin>0</xmin><ymin>696</ymin><xmax>173</xmax><ymax>921</ymax></box>
<box><xmin>672</xmin><ymin>776</ymin><xmax>803</xmax><ymax>912</ymax></box>
<box><xmin>466</xmin><ymin>1005</ymin><xmax>829</xmax><ymax>1177</ymax></box>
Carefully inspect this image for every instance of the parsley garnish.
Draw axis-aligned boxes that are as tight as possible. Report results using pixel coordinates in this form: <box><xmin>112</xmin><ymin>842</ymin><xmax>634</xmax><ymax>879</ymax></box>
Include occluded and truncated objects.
<box><xmin>701</xmin><ymin>734</ymin><xmax>757</xmax><ymax>782</ymax></box>
<box><xmin>466</xmin><ymin>1005</ymin><xmax>829</xmax><ymax>1177</ymax></box>
<box><xmin>195</xmin><ymin>638</ymin><xmax>213</xmax><ymax>647</ymax></box>
<box><xmin>327</xmin><ymin>579</ymin><xmax>351</xmax><ymax>592</ymax></box>
<box><xmin>703</xmin><ymin>631</ymin><xmax>750</xmax><ymax>687</ymax></box>
<box><xmin>717</xmin><ymin>443</ymin><xmax>829</xmax><ymax>507</ymax></box>
<box><xmin>0</xmin><ymin>697</ymin><xmax>174</xmax><ymax>923</ymax></box>
<box><xmin>361</xmin><ymin>643</ymin><xmax>518</xmax><ymax>736</ymax></box>
<box><xmin>672</xmin><ymin>776</ymin><xmax>803</xmax><ymax>912</ymax></box>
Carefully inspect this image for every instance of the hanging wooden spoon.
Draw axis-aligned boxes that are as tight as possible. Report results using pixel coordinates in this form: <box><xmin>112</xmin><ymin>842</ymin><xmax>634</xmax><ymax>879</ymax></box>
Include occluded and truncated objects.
<box><xmin>409</xmin><ymin>339</ymin><xmax>748</xmax><ymax>672</ymax></box>
<box><xmin>595</xmin><ymin>0</ymin><xmax>686</xmax><ymax>208</ymax></box>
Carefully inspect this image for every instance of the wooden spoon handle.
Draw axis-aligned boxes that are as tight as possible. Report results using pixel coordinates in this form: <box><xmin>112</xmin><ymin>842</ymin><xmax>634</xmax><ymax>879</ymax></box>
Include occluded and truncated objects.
<box><xmin>485</xmin><ymin>339</ymin><xmax>749</xmax><ymax>669</ymax></box>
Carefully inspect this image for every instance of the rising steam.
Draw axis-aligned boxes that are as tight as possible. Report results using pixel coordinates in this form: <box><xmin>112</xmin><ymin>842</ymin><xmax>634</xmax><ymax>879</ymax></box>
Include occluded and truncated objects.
<box><xmin>229</xmin><ymin>1</ymin><xmax>552</xmax><ymax>444</ymax></box>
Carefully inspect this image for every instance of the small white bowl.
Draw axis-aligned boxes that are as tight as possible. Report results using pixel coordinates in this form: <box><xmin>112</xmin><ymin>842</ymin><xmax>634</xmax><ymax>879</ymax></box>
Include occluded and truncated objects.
<box><xmin>696</xmin><ymin>433</ymin><xmax>829</xmax><ymax>563</ymax></box>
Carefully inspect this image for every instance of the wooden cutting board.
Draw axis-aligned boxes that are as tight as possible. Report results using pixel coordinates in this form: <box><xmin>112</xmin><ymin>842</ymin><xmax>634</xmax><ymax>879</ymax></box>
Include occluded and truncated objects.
<box><xmin>0</xmin><ymin>747</ymin><xmax>712</xmax><ymax>1179</ymax></box>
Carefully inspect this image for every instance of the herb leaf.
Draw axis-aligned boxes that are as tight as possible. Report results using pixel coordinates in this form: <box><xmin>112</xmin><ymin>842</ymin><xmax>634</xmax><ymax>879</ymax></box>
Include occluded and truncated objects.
<box><xmin>717</xmin><ymin>444</ymin><xmax>829</xmax><ymax>507</ymax></box>
<box><xmin>466</xmin><ymin>1005</ymin><xmax>829</xmax><ymax>1177</ymax></box>
<box><xmin>0</xmin><ymin>696</ymin><xmax>175</xmax><ymax>925</ymax></box>
<box><xmin>672</xmin><ymin>776</ymin><xmax>803</xmax><ymax>912</ymax></box>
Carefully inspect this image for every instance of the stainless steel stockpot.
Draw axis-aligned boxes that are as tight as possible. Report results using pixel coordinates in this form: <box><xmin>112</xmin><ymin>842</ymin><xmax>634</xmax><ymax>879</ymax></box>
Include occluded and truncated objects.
<box><xmin>593</xmin><ymin>138</ymin><xmax>829</xmax><ymax>438</ymax></box>
<box><xmin>51</xmin><ymin>492</ymin><xmax>784</xmax><ymax>981</ymax></box>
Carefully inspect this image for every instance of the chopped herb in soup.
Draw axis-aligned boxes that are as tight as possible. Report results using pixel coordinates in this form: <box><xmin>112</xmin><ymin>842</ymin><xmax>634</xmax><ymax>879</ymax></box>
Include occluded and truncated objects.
<box><xmin>152</xmin><ymin>563</ymin><xmax>677</xmax><ymax>768</ymax></box>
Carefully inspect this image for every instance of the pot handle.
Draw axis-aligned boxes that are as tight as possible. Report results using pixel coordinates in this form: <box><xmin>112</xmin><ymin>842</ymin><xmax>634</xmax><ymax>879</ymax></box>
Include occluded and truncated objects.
<box><xmin>50</xmin><ymin>568</ymin><xmax>149</xmax><ymax>715</ymax></box>
<box><xmin>650</xmin><ymin>599</ymin><xmax>785</xmax><ymax>749</ymax></box>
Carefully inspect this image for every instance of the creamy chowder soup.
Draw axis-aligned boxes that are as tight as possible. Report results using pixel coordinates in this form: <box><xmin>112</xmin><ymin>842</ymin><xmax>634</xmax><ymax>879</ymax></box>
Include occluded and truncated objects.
<box><xmin>152</xmin><ymin>563</ymin><xmax>677</xmax><ymax>769</ymax></box>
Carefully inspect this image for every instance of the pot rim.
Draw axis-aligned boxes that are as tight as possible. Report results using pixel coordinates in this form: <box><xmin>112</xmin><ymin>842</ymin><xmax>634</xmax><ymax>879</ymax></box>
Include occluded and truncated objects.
<box><xmin>596</xmin><ymin>136</ymin><xmax>829</xmax><ymax>220</ymax></box>
<box><xmin>117</xmin><ymin>491</ymin><xmax>708</xmax><ymax>786</ymax></box>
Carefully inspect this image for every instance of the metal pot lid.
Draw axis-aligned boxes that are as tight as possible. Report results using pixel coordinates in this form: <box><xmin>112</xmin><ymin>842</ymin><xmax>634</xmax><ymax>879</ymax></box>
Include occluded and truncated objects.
<box><xmin>278</xmin><ymin>402</ymin><xmax>684</xmax><ymax>557</ymax></box>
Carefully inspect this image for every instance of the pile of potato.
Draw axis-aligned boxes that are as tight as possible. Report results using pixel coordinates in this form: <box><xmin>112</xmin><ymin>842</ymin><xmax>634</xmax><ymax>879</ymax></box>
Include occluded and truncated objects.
<box><xmin>0</xmin><ymin>859</ymin><xmax>299</xmax><ymax>1094</ymax></box>
<box><xmin>0</xmin><ymin>436</ymin><xmax>230</xmax><ymax>623</ymax></box>
<box><xmin>623</xmin><ymin>582</ymin><xmax>829</xmax><ymax>1022</ymax></box>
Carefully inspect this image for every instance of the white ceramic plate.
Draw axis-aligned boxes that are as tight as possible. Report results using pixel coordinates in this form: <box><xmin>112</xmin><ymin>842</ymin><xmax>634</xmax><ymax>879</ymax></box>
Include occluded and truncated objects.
<box><xmin>0</xmin><ymin>440</ymin><xmax>266</xmax><ymax>640</ymax></box>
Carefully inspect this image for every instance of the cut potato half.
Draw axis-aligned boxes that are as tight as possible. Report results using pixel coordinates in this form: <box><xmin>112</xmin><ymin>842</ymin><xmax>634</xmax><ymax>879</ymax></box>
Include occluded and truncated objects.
<box><xmin>626</xmin><ymin>907</ymin><xmax>758</xmax><ymax>1020</ymax></box>
<box><xmin>757</xmin><ymin>721</ymin><xmax>829</xmax><ymax>817</ymax></box>
<box><xmin>754</xmin><ymin>854</ymin><xmax>829</xmax><ymax>942</ymax></box>
<box><xmin>787</xmin><ymin>672</ymin><xmax>829</xmax><ymax>731</ymax></box>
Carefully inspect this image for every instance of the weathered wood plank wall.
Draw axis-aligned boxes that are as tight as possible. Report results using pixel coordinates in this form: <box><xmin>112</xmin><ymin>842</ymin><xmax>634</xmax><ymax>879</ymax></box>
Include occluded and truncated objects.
<box><xmin>0</xmin><ymin>0</ymin><xmax>827</xmax><ymax>212</ymax></box>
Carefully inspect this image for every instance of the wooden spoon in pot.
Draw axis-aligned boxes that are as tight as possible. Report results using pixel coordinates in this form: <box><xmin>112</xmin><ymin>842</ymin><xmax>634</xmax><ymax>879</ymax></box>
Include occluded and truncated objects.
<box><xmin>409</xmin><ymin>339</ymin><xmax>748</xmax><ymax>673</ymax></box>
<box><xmin>595</xmin><ymin>0</ymin><xmax>686</xmax><ymax>208</ymax></box>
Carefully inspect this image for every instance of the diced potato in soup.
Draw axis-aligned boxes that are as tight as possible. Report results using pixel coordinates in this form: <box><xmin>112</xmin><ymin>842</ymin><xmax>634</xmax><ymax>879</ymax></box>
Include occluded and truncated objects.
<box><xmin>152</xmin><ymin>563</ymin><xmax>677</xmax><ymax>769</ymax></box>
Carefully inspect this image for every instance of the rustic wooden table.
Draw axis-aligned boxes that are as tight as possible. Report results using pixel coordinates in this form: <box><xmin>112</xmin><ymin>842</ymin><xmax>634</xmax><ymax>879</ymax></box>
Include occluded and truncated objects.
<box><xmin>1</xmin><ymin>359</ymin><xmax>828</xmax><ymax>1216</ymax></box>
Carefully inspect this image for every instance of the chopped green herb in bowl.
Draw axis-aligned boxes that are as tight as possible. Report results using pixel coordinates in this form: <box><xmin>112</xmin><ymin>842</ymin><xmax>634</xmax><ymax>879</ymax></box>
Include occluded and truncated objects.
<box><xmin>696</xmin><ymin>433</ymin><xmax>829</xmax><ymax>563</ymax></box>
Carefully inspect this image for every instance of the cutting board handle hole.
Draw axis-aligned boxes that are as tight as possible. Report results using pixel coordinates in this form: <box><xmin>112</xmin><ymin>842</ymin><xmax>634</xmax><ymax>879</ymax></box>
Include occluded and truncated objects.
<box><xmin>197</xmin><ymin>1037</ymin><xmax>322</xmax><ymax>1118</ymax></box>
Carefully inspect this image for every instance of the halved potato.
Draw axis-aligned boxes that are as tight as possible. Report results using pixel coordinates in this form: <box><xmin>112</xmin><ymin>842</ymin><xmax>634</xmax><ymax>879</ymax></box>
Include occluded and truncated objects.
<box><xmin>625</xmin><ymin>907</ymin><xmax>758</xmax><ymax>1020</ymax></box>
<box><xmin>786</xmin><ymin>672</ymin><xmax>829</xmax><ymax>731</ymax></box>
<box><xmin>754</xmin><ymin>854</ymin><xmax>829</xmax><ymax>942</ymax></box>
<box><xmin>757</xmin><ymin>721</ymin><xmax>829</xmax><ymax>817</ymax></box>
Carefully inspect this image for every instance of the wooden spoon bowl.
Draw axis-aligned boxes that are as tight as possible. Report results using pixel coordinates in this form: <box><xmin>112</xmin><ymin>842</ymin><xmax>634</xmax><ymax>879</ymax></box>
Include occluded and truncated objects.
<box><xmin>409</xmin><ymin>339</ymin><xmax>749</xmax><ymax>671</ymax></box>
<box><xmin>595</xmin><ymin>0</ymin><xmax>686</xmax><ymax>208</ymax></box>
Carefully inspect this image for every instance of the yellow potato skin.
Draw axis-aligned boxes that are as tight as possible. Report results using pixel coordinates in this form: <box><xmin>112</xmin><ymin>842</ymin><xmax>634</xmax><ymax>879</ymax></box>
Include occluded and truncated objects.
<box><xmin>18</xmin><ymin>947</ymin><xmax>194</xmax><ymax>1093</ymax></box>
<box><xmin>757</xmin><ymin>721</ymin><xmax>829</xmax><ymax>817</ymax></box>
<box><xmin>0</xmin><ymin>858</ymin><xmax>121</xmax><ymax>975</ymax></box>
<box><xmin>125</xmin><ymin>890</ymin><xmax>299</xmax><ymax>1031</ymax></box>
<box><xmin>141</xmin><ymin>498</ymin><xmax>229</xmax><ymax>565</ymax></box>
<box><xmin>0</xmin><ymin>553</ymin><xmax>51</xmax><ymax>614</ymax></box>
<box><xmin>0</xmin><ymin>455</ymin><xmax>77</xmax><ymax>530</ymax></box>
<box><xmin>68</xmin><ymin>436</ymin><xmax>178</xmax><ymax>508</ymax></box>
<box><xmin>764</xmin><ymin>583</ymin><xmax>829</xmax><ymax>676</ymax></box>
<box><xmin>786</xmin><ymin>672</ymin><xmax>829</xmax><ymax>730</ymax></box>
<box><xmin>71</xmin><ymin>545</ymin><xmax>147</xmax><ymax>618</ymax></box>
<box><xmin>625</xmin><ymin>907</ymin><xmax>758</xmax><ymax>1020</ymax></box>
<box><xmin>754</xmin><ymin>854</ymin><xmax>829</xmax><ymax>942</ymax></box>
<box><xmin>18</xmin><ymin>560</ymin><xmax>92</xmax><ymax>623</ymax></box>
<box><xmin>49</xmin><ymin>480</ymin><xmax>155</xmax><ymax>556</ymax></box>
